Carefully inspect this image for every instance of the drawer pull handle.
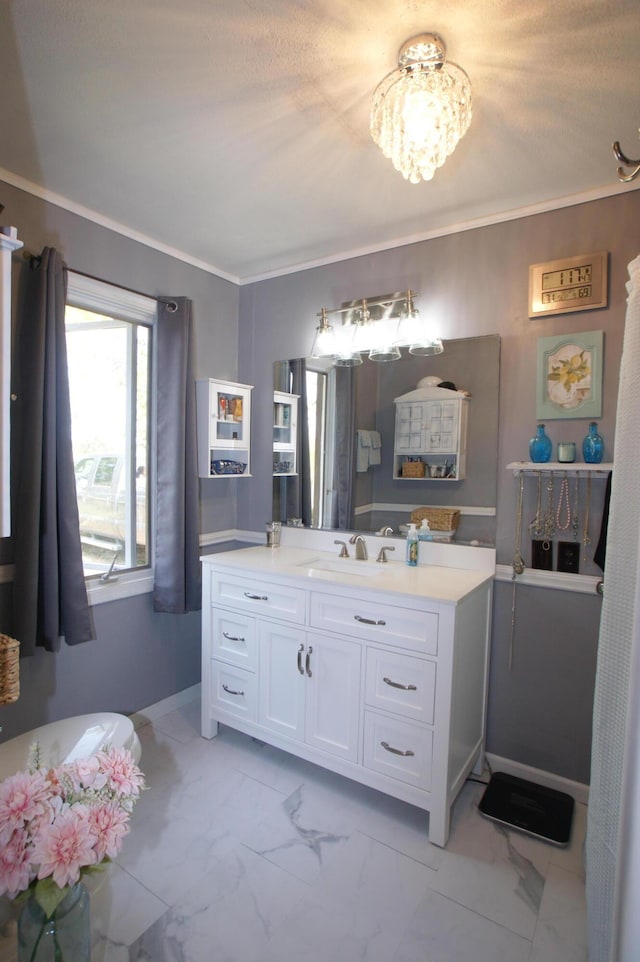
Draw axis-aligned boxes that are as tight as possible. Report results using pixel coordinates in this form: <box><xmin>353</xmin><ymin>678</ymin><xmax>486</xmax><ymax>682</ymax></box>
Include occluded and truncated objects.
<box><xmin>222</xmin><ymin>683</ymin><xmax>245</xmax><ymax>697</ymax></box>
<box><xmin>305</xmin><ymin>645</ymin><xmax>313</xmax><ymax>677</ymax></box>
<box><xmin>354</xmin><ymin>615</ymin><xmax>386</xmax><ymax>626</ymax></box>
<box><xmin>244</xmin><ymin>592</ymin><xmax>268</xmax><ymax>601</ymax></box>
<box><xmin>381</xmin><ymin>740</ymin><xmax>415</xmax><ymax>757</ymax></box>
<box><xmin>223</xmin><ymin>631</ymin><xmax>245</xmax><ymax>643</ymax></box>
<box><xmin>383</xmin><ymin>676</ymin><xmax>417</xmax><ymax>691</ymax></box>
<box><xmin>297</xmin><ymin>643</ymin><xmax>304</xmax><ymax>675</ymax></box>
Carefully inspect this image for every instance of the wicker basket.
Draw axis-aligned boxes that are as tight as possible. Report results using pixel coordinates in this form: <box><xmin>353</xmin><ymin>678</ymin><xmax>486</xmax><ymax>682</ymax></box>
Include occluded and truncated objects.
<box><xmin>401</xmin><ymin>460</ymin><xmax>426</xmax><ymax>479</ymax></box>
<box><xmin>0</xmin><ymin>634</ymin><xmax>20</xmax><ymax>705</ymax></box>
<box><xmin>410</xmin><ymin>506</ymin><xmax>460</xmax><ymax>532</ymax></box>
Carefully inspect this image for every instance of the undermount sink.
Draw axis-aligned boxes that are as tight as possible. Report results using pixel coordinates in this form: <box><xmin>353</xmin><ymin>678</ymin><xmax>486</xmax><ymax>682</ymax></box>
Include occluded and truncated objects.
<box><xmin>298</xmin><ymin>557</ymin><xmax>386</xmax><ymax>577</ymax></box>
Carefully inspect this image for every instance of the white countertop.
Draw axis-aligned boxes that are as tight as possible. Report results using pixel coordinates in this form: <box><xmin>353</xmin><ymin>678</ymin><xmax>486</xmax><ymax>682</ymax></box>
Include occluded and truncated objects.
<box><xmin>202</xmin><ymin>545</ymin><xmax>494</xmax><ymax>605</ymax></box>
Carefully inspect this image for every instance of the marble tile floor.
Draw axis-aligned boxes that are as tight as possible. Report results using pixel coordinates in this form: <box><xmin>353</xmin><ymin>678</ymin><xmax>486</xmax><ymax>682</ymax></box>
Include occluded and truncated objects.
<box><xmin>0</xmin><ymin>700</ymin><xmax>588</xmax><ymax>961</ymax></box>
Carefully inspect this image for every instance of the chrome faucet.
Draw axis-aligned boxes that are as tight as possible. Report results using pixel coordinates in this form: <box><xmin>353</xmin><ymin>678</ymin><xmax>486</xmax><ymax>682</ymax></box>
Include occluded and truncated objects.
<box><xmin>376</xmin><ymin>545</ymin><xmax>396</xmax><ymax>563</ymax></box>
<box><xmin>349</xmin><ymin>534</ymin><xmax>368</xmax><ymax>560</ymax></box>
<box><xmin>376</xmin><ymin>525</ymin><xmax>394</xmax><ymax>536</ymax></box>
<box><xmin>333</xmin><ymin>539</ymin><xmax>349</xmax><ymax>558</ymax></box>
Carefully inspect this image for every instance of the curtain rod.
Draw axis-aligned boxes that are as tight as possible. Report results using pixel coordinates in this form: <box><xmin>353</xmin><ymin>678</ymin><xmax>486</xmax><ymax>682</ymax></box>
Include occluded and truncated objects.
<box><xmin>20</xmin><ymin>250</ymin><xmax>172</xmax><ymax>307</ymax></box>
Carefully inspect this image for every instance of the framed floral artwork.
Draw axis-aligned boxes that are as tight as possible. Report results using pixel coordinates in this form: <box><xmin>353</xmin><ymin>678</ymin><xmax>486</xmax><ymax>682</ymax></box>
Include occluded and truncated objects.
<box><xmin>536</xmin><ymin>330</ymin><xmax>603</xmax><ymax>419</ymax></box>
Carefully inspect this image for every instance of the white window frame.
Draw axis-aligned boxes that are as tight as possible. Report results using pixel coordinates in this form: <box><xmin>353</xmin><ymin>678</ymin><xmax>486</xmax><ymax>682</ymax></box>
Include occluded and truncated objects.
<box><xmin>66</xmin><ymin>272</ymin><xmax>157</xmax><ymax>605</ymax></box>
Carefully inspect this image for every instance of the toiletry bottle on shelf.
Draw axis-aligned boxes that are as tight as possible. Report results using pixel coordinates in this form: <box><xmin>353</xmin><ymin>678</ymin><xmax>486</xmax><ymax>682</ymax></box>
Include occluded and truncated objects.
<box><xmin>418</xmin><ymin>519</ymin><xmax>433</xmax><ymax>542</ymax></box>
<box><xmin>406</xmin><ymin>523</ymin><xmax>419</xmax><ymax>567</ymax></box>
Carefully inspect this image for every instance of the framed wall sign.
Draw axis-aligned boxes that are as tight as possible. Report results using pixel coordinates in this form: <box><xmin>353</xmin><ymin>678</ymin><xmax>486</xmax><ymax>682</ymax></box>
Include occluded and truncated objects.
<box><xmin>529</xmin><ymin>251</ymin><xmax>608</xmax><ymax>318</ymax></box>
<box><xmin>536</xmin><ymin>330</ymin><xmax>603</xmax><ymax>419</ymax></box>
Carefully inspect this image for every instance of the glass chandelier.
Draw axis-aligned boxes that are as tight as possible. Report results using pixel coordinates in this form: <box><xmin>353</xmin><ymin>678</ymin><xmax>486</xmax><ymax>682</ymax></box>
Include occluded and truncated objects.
<box><xmin>370</xmin><ymin>33</ymin><xmax>472</xmax><ymax>184</ymax></box>
<box><xmin>309</xmin><ymin>291</ymin><xmax>443</xmax><ymax>363</ymax></box>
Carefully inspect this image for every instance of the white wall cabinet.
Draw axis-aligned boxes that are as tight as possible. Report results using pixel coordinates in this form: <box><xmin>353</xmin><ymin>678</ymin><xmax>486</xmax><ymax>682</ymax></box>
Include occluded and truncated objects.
<box><xmin>201</xmin><ymin>547</ymin><xmax>493</xmax><ymax>847</ymax></box>
<box><xmin>394</xmin><ymin>387</ymin><xmax>469</xmax><ymax>481</ymax></box>
<box><xmin>196</xmin><ymin>378</ymin><xmax>253</xmax><ymax>478</ymax></box>
<box><xmin>273</xmin><ymin>390</ymin><xmax>298</xmax><ymax>476</ymax></box>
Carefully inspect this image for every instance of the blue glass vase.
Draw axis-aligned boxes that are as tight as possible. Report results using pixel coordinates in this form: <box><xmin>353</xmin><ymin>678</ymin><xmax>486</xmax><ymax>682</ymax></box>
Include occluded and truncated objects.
<box><xmin>529</xmin><ymin>424</ymin><xmax>552</xmax><ymax>463</ymax></box>
<box><xmin>583</xmin><ymin>422</ymin><xmax>604</xmax><ymax>463</ymax></box>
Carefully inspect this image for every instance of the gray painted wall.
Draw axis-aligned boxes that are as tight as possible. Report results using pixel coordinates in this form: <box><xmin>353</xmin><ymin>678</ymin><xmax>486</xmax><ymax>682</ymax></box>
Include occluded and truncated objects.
<box><xmin>237</xmin><ymin>192</ymin><xmax>640</xmax><ymax>784</ymax></box>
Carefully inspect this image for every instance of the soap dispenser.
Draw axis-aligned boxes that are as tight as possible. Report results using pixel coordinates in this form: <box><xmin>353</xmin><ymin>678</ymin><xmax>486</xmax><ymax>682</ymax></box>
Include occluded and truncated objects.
<box><xmin>418</xmin><ymin>519</ymin><xmax>433</xmax><ymax>542</ymax></box>
<box><xmin>406</xmin><ymin>523</ymin><xmax>419</xmax><ymax>567</ymax></box>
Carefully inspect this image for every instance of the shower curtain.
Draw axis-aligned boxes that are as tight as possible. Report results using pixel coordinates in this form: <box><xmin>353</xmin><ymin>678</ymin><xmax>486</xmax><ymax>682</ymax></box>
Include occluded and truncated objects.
<box><xmin>586</xmin><ymin>253</ymin><xmax>640</xmax><ymax>962</ymax></box>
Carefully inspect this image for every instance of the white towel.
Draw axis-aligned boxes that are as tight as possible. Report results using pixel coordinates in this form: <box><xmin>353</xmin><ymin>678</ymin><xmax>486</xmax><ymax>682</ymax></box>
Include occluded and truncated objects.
<box><xmin>369</xmin><ymin>431</ymin><xmax>381</xmax><ymax>465</ymax></box>
<box><xmin>356</xmin><ymin>430</ymin><xmax>371</xmax><ymax>472</ymax></box>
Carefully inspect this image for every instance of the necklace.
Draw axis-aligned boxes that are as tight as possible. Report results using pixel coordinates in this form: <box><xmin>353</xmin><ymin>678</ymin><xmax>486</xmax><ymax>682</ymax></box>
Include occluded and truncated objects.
<box><xmin>529</xmin><ymin>472</ymin><xmax>544</xmax><ymax>538</ymax></box>
<box><xmin>542</xmin><ymin>473</ymin><xmax>556</xmax><ymax>542</ymax></box>
<box><xmin>556</xmin><ymin>476</ymin><xmax>571</xmax><ymax>531</ymax></box>
<box><xmin>582</xmin><ymin>474</ymin><xmax>592</xmax><ymax>560</ymax></box>
<box><xmin>572</xmin><ymin>476</ymin><xmax>580</xmax><ymax>541</ymax></box>
<box><xmin>509</xmin><ymin>472</ymin><xmax>526</xmax><ymax>672</ymax></box>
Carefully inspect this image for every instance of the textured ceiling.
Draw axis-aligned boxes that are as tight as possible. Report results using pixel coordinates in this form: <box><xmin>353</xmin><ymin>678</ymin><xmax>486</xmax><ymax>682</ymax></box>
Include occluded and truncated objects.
<box><xmin>1</xmin><ymin>0</ymin><xmax>640</xmax><ymax>282</ymax></box>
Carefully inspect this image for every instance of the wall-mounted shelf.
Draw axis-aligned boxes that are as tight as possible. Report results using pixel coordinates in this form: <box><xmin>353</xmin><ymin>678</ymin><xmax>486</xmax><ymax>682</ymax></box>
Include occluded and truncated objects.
<box><xmin>196</xmin><ymin>378</ymin><xmax>253</xmax><ymax>479</ymax></box>
<box><xmin>273</xmin><ymin>391</ymin><xmax>299</xmax><ymax>477</ymax></box>
<box><xmin>507</xmin><ymin>461</ymin><xmax>613</xmax><ymax>478</ymax></box>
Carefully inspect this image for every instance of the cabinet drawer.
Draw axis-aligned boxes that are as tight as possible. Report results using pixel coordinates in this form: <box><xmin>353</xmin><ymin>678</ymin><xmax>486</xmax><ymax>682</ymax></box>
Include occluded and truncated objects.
<box><xmin>212</xmin><ymin>610</ymin><xmax>257</xmax><ymax>671</ymax></box>
<box><xmin>365</xmin><ymin>649</ymin><xmax>436</xmax><ymax>723</ymax></box>
<box><xmin>211</xmin><ymin>572</ymin><xmax>306</xmax><ymax>624</ymax></box>
<box><xmin>363</xmin><ymin>711</ymin><xmax>432</xmax><ymax>790</ymax></box>
<box><xmin>211</xmin><ymin>662</ymin><xmax>257</xmax><ymax>721</ymax></box>
<box><xmin>310</xmin><ymin>592</ymin><xmax>438</xmax><ymax>655</ymax></box>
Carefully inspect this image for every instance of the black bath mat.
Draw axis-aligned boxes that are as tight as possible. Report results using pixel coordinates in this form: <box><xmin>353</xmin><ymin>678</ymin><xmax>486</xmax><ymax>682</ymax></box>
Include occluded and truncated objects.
<box><xmin>478</xmin><ymin>772</ymin><xmax>574</xmax><ymax>846</ymax></box>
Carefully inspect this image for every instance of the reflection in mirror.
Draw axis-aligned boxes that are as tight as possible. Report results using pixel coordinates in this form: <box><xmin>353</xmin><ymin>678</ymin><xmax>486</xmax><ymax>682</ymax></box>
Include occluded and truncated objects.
<box><xmin>273</xmin><ymin>335</ymin><xmax>500</xmax><ymax>545</ymax></box>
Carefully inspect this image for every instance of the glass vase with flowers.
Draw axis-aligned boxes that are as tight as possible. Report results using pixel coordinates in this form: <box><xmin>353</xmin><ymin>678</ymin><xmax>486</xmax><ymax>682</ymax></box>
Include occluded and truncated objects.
<box><xmin>0</xmin><ymin>743</ymin><xmax>145</xmax><ymax>962</ymax></box>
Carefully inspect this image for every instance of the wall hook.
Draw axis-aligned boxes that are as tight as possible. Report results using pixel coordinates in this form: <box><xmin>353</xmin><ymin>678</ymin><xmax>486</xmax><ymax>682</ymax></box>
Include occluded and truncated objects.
<box><xmin>613</xmin><ymin>139</ymin><xmax>640</xmax><ymax>183</ymax></box>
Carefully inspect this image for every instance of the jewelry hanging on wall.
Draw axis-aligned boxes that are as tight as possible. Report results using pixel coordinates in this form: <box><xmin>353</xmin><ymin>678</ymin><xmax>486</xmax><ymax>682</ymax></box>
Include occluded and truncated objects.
<box><xmin>572</xmin><ymin>476</ymin><xmax>580</xmax><ymax>542</ymax></box>
<box><xmin>542</xmin><ymin>472</ymin><xmax>556</xmax><ymax>542</ymax></box>
<box><xmin>529</xmin><ymin>472</ymin><xmax>544</xmax><ymax>538</ymax></box>
<box><xmin>582</xmin><ymin>473</ymin><xmax>592</xmax><ymax>561</ymax></box>
<box><xmin>555</xmin><ymin>475</ymin><xmax>571</xmax><ymax>532</ymax></box>
<box><xmin>509</xmin><ymin>471</ymin><xmax>526</xmax><ymax>671</ymax></box>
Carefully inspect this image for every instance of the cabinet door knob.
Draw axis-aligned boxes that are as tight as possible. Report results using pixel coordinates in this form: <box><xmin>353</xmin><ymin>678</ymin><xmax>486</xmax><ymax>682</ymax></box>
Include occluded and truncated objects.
<box><xmin>383</xmin><ymin>676</ymin><xmax>417</xmax><ymax>691</ymax></box>
<box><xmin>354</xmin><ymin>615</ymin><xmax>386</xmax><ymax>626</ymax></box>
<box><xmin>222</xmin><ymin>683</ymin><xmax>245</xmax><ymax>697</ymax></box>
<box><xmin>305</xmin><ymin>645</ymin><xmax>313</xmax><ymax>677</ymax></box>
<box><xmin>244</xmin><ymin>592</ymin><xmax>268</xmax><ymax>601</ymax></box>
<box><xmin>223</xmin><ymin>631</ymin><xmax>245</xmax><ymax>643</ymax></box>
<box><xmin>297</xmin><ymin>643</ymin><xmax>305</xmax><ymax>675</ymax></box>
<box><xmin>381</xmin><ymin>741</ymin><xmax>415</xmax><ymax>757</ymax></box>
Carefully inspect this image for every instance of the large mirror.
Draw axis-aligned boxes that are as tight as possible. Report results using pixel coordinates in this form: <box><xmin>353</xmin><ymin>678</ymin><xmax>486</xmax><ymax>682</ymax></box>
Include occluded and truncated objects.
<box><xmin>273</xmin><ymin>334</ymin><xmax>500</xmax><ymax>545</ymax></box>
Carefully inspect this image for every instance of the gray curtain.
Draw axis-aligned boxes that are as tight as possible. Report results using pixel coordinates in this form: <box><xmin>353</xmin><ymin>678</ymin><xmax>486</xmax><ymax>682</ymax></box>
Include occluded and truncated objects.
<box><xmin>153</xmin><ymin>297</ymin><xmax>201</xmax><ymax>613</ymax></box>
<box><xmin>11</xmin><ymin>248</ymin><xmax>93</xmax><ymax>655</ymax></box>
<box><xmin>331</xmin><ymin>366</ymin><xmax>355</xmax><ymax>529</ymax></box>
<box><xmin>285</xmin><ymin>359</ymin><xmax>312</xmax><ymax>526</ymax></box>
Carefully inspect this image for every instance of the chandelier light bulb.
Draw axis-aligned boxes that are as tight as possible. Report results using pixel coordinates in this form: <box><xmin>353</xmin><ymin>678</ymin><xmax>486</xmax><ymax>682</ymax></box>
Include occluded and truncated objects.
<box><xmin>370</xmin><ymin>33</ymin><xmax>472</xmax><ymax>184</ymax></box>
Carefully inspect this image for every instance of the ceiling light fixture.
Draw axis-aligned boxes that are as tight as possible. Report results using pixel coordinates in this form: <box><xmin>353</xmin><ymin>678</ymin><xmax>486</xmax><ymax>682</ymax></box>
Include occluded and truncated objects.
<box><xmin>309</xmin><ymin>291</ymin><xmax>443</xmax><ymax>364</ymax></box>
<box><xmin>370</xmin><ymin>33</ymin><xmax>472</xmax><ymax>184</ymax></box>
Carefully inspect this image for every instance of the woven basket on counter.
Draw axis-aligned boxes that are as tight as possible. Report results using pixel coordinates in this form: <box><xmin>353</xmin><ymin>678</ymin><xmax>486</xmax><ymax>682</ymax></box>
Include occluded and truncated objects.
<box><xmin>401</xmin><ymin>460</ymin><xmax>426</xmax><ymax>479</ymax></box>
<box><xmin>0</xmin><ymin>634</ymin><xmax>20</xmax><ymax>705</ymax></box>
<box><xmin>410</xmin><ymin>506</ymin><xmax>461</xmax><ymax>532</ymax></box>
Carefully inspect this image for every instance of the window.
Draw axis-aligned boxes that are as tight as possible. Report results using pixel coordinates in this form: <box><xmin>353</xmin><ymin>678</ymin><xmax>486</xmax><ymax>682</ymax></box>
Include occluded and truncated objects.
<box><xmin>65</xmin><ymin>273</ymin><xmax>156</xmax><ymax>580</ymax></box>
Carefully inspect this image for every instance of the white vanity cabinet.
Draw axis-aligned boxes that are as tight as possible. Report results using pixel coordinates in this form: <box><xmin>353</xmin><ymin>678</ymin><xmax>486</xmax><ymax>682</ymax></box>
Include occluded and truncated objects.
<box><xmin>201</xmin><ymin>546</ymin><xmax>493</xmax><ymax>847</ymax></box>
<box><xmin>258</xmin><ymin>622</ymin><xmax>361</xmax><ymax>762</ymax></box>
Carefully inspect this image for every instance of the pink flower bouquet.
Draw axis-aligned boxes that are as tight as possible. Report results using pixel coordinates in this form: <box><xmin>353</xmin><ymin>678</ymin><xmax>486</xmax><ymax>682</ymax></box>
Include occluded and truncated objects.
<box><xmin>0</xmin><ymin>744</ymin><xmax>145</xmax><ymax>918</ymax></box>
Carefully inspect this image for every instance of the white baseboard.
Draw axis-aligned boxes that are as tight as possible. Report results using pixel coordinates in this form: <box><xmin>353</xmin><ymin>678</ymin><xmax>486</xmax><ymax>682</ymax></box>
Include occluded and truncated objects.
<box><xmin>485</xmin><ymin>752</ymin><xmax>589</xmax><ymax>806</ymax></box>
<box><xmin>130</xmin><ymin>684</ymin><xmax>201</xmax><ymax>730</ymax></box>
